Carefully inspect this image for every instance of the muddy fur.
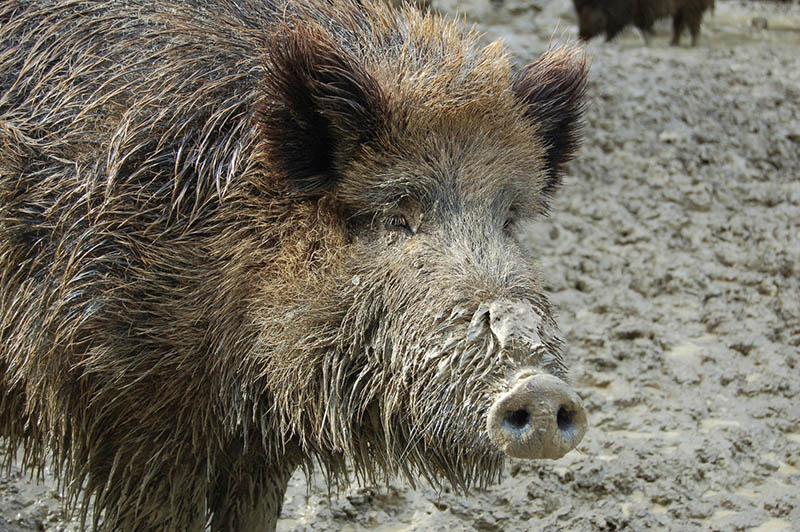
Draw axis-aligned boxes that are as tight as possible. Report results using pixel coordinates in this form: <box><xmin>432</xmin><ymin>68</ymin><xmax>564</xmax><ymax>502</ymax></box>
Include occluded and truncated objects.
<box><xmin>573</xmin><ymin>0</ymin><xmax>715</xmax><ymax>45</ymax></box>
<box><xmin>0</xmin><ymin>0</ymin><xmax>587</xmax><ymax>530</ymax></box>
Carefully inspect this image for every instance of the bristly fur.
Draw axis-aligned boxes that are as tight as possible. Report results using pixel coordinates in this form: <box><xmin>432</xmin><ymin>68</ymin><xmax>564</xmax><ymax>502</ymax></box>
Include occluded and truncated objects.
<box><xmin>259</xmin><ymin>22</ymin><xmax>390</xmax><ymax>193</ymax></box>
<box><xmin>0</xmin><ymin>0</ymin><xmax>587</xmax><ymax>530</ymax></box>
<box><xmin>512</xmin><ymin>47</ymin><xmax>588</xmax><ymax>197</ymax></box>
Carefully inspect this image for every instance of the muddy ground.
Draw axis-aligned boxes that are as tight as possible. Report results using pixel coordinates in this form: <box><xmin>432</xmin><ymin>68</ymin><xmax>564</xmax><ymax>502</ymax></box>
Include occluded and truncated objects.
<box><xmin>1</xmin><ymin>0</ymin><xmax>798</xmax><ymax>531</ymax></box>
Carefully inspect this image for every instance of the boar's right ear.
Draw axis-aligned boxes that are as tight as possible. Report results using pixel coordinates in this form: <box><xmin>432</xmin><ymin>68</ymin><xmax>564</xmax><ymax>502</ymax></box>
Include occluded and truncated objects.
<box><xmin>512</xmin><ymin>46</ymin><xmax>588</xmax><ymax>196</ymax></box>
<box><xmin>258</xmin><ymin>24</ymin><xmax>388</xmax><ymax>194</ymax></box>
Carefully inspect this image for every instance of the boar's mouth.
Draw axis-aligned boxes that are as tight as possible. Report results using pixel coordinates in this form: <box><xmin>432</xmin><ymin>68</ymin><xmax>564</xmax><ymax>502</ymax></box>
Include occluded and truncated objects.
<box><xmin>265</xmin><ymin>289</ymin><xmax>581</xmax><ymax>491</ymax></box>
<box><xmin>355</xmin><ymin>299</ymin><xmax>582</xmax><ymax>487</ymax></box>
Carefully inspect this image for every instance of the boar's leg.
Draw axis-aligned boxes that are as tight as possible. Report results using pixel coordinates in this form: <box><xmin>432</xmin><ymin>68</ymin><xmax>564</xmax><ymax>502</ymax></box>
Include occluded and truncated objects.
<box><xmin>604</xmin><ymin>20</ymin><xmax>627</xmax><ymax>42</ymax></box>
<box><xmin>210</xmin><ymin>477</ymin><xmax>288</xmax><ymax>532</ymax></box>
<box><xmin>671</xmin><ymin>11</ymin><xmax>686</xmax><ymax>45</ymax></box>
<box><xmin>209</xmin><ymin>440</ymin><xmax>300</xmax><ymax>532</ymax></box>
<box><xmin>688</xmin><ymin>14</ymin><xmax>702</xmax><ymax>46</ymax></box>
<box><xmin>633</xmin><ymin>1</ymin><xmax>658</xmax><ymax>43</ymax></box>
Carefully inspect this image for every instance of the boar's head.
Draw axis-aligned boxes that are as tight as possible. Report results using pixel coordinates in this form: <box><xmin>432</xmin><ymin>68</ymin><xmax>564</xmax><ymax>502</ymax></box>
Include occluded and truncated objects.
<box><xmin>253</xmin><ymin>6</ymin><xmax>588</xmax><ymax>490</ymax></box>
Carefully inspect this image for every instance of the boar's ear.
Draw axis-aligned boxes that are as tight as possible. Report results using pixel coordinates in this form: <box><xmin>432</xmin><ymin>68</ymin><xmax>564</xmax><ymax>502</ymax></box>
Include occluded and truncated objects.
<box><xmin>259</xmin><ymin>24</ymin><xmax>388</xmax><ymax>193</ymax></box>
<box><xmin>512</xmin><ymin>46</ymin><xmax>588</xmax><ymax>196</ymax></box>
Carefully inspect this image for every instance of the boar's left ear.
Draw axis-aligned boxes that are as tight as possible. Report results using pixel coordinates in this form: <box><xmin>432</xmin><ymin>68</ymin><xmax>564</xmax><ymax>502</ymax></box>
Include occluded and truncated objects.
<box><xmin>258</xmin><ymin>24</ymin><xmax>388</xmax><ymax>193</ymax></box>
<box><xmin>512</xmin><ymin>46</ymin><xmax>588</xmax><ymax>196</ymax></box>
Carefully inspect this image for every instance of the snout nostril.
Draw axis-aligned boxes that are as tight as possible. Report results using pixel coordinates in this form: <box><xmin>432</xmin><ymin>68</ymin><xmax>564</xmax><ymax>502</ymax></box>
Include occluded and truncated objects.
<box><xmin>503</xmin><ymin>409</ymin><xmax>530</xmax><ymax>431</ymax></box>
<box><xmin>557</xmin><ymin>406</ymin><xmax>574</xmax><ymax>432</ymax></box>
<box><xmin>489</xmin><ymin>374</ymin><xmax>587</xmax><ymax>460</ymax></box>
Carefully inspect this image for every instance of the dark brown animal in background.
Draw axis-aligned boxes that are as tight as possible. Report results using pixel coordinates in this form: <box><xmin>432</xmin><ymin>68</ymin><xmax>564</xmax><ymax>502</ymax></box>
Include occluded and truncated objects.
<box><xmin>0</xmin><ymin>0</ymin><xmax>589</xmax><ymax>530</ymax></box>
<box><xmin>573</xmin><ymin>0</ymin><xmax>715</xmax><ymax>46</ymax></box>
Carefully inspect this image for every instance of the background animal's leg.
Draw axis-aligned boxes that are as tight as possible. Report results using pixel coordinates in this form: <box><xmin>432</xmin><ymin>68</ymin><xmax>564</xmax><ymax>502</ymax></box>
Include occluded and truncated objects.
<box><xmin>688</xmin><ymin>13</ymin><xmax>702</xmax><ymax>46</ymax></box>
<box><xmin>671</xmin><ymin>10</ymin><xmax>685</xmax><ymax>45</ymax></box>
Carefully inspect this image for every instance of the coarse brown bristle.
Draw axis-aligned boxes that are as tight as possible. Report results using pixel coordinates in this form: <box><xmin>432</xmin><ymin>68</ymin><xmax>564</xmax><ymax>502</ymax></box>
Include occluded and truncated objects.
<box><xmin>0</xmin><ymin>0</ymin><xmax>587</xmax><ymax>529</ymax></box>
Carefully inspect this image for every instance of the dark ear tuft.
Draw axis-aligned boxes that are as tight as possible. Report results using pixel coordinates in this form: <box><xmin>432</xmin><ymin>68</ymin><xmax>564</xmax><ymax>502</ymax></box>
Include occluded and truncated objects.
<box><xmin>258</xmin><ymin>23</ymin><xmax>388</xmax><ymax>193</ymax></box>
<box><xmin>513</xmin><ymin>45</ymin><xmax>588</xmax><ymax>196</ymax></box>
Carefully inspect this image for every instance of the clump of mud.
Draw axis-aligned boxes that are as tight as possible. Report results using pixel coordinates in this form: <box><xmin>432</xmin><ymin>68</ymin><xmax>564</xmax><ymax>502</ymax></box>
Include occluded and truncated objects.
<box><xmin>2</xmin><ymin>1</ymin><xmax>798</xmax><ymax>531</ymax></box>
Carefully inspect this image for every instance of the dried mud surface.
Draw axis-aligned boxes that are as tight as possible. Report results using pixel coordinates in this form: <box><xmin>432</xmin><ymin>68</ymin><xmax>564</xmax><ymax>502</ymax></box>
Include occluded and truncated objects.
<box><xmin>2</xmin><ymin>1</ymin><xmax>798</xmax><ymax>531</ymax></box>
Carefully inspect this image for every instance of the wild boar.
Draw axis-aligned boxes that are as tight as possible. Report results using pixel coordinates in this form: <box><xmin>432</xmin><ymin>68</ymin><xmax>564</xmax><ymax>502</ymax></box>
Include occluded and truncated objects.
<box><xmin>573</xmin><ymin>0</ymin><xmax>715</xmax><ymax>46</ymax></box>
<box><xmin>0</xmin><ymin>0</ymin><xmax>588</xmax><ymax>530</ymax></box>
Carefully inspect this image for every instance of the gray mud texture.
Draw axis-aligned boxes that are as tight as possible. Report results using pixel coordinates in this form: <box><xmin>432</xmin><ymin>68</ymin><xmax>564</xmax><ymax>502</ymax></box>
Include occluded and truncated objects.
<box><xmin>1</xmin><ymin>1</ymin><xmax>798</xmax><ymax>531</ymax></box>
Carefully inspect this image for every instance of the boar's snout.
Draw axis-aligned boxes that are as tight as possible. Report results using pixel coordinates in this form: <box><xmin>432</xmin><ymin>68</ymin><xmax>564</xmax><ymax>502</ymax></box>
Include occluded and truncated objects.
<box><xmin>487</xmin><ymin>374</ymin><xmax>587</xmax><ymax>460</ymax></box>
<box><xmin>468</xmin><ymin>300</ymin><xmax>587</xmax><ymax>459</ymax></box>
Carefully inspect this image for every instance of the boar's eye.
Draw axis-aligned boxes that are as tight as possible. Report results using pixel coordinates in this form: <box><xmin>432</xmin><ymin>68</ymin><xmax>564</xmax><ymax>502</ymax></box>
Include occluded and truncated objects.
<box><xmin>384</xmin><ymin>214</ymin><xmax>412</xmax><ymax>235</ymax></box>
